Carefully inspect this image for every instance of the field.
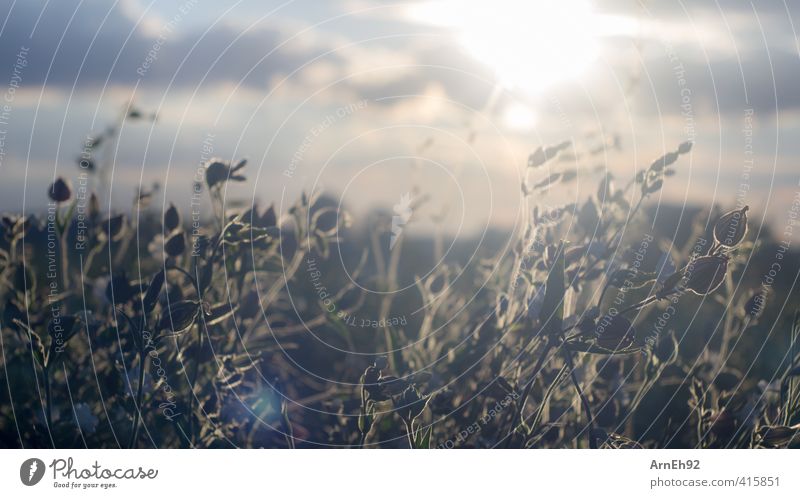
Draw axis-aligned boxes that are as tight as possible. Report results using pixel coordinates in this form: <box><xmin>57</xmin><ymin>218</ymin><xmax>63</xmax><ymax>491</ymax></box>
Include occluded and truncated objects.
<box><xmin>2</xmin><ymin>134</ymin><xmax>799</xmax><ymax>449</ymax></box>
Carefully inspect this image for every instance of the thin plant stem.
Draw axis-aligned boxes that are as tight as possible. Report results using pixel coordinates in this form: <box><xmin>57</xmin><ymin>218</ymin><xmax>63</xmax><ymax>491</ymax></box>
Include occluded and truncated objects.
<box><xmin>44</xmin><ymin>365</ymin><xmax>53</xmax><ymax>440</ymax></box>
<box><xmin>505</xmin><ymin>338</ymin><xmax>555</xmax><ymax>446</ymax></box>
<box><xmin>403</xmin><ymin>420</ymin><xmax>415</xmax><ymax>449</ymax></box>
<box><xmin>528</xmin><ymin>363</ymin><xmax>569</xmax><ymax>437</ymax></box>
<box><xmin>561</xmin><ymin>346</ymin><xmax>597</xmax><ymax>449</ymax></box>
<box><xmin>189</xmin><ymin>321</ymin><xmax>202</xmax><ymax>447</ymax></box>
<box><xmin>129</xmin><ymin>348</ymin><xmax>146</xmax><ymax>448</ymax></box>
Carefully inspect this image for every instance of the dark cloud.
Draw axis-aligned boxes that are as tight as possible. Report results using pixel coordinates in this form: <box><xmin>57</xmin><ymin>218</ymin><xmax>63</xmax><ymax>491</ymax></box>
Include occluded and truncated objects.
<box><xmin>0</xmin><ymin>0</ymin><xmax>345</xmax><ymax>91</ymax></box>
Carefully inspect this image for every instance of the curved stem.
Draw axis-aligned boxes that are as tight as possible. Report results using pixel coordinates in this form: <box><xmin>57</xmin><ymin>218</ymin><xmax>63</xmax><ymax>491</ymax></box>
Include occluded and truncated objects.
<box><xmin>616</xmin><ymin>295</ymin><xmax>659</xmax><ymax>316</ymax></box>
<box><xmin>561</xmin><ymin>346</ymin><xmax>597</xmax><ymax>449</ymax></box>
<box><xmin>528</xmin><ymin>363</ymin><xmax>569</xmax><ymax>437</ymax></box>
<box><xmin>128</xmin><ymin>348</ymin><xmax>146</xmax><ymax>448</ymax></box>
<box><xmin>505</xmin><ymin>338</ymin><xmax>555</xmax><ymax>446</ymax></box>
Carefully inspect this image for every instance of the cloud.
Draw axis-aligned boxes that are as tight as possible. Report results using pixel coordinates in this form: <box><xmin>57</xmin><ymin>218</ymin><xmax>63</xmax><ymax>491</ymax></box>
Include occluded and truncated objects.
<box><xmin>0</xmin><ymin>0</ymin><xmax>348</xmax><ymax>91</ymax></box>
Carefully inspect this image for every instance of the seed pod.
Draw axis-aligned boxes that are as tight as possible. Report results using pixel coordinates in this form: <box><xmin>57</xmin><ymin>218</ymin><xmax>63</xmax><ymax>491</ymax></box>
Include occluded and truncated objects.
<box><xmin>757</xmin><ymin>425</ymin><xmax>799</xmax><ymax>447</ymax></box>
<box><xmin>142</xmin><ymin>269</ymin><xmax>165</xmax><ymax>314</ymax></box>
<box><xmin>684</xmin><ymin>255</ymin><xmax>728</xmax><ymax>295</ymax></box>
<box><xmin>361</xmin><ymin>366</ymin><xmax>386</xmax><ymax>401</ymax></box>
<box><xmin>373</xmin><ymin>356</ymin><xmax>388</xmax><ymax>371</ymax></box>
<box><xmin>594</xmin><ymin>314</ymin><xmax>636</xmax><ymax>350</ymax></box>
<box><xmin>649</xmin><ymin>151</ymin><xmax>679</xmax><ymax>172</ymax></box>
<box><xmin>158</xmin><ymin>300</ymin><xmax>199</xmax><ymax>336</ymax></box>
<box><xmin>164</xmin><ymin>203</ymin><xmax>180</xmax><ymax>232</ymax></box>
<box><xmin>48</xmin><ymin>177</ymin><xmax>72</xmax><ymax>203</ymax></box>
<box><xmin>713</xmin><ymin>206</ymin><xmax>748</xmax><ymax>248</ymax></box>
<box><xmin>362</xmin><ymin>366</ymin><xmax>379</xmax><ymax>386</ymax></box>
<box><xmin>103</xmin><ymin>214</ymin><xmax>126</xmax><ymax>241</ymax></box>
<box><xmin>527</xmin><ymin>141</ymin><xmax>570</xmax><ymax>168</ymax></box>
<box><xmin>396</xmin><ymin>385</ymin><xmax>426</xmax><ymax>423</ymax></box>
<box><xmin>496</xmin><ymin>293</ymin><xmax>510</xmax><ymax>318</ymax></box>
<box><xmin>659</xmin><ymin>269</ymin><xmax>684</xmax><ymax>294</ymax></box>
<box><xmin>164</xmin><ymin>230</ymin><xmax>186</xmax><ymax>257</ymax></box>
<box><xmin>106</xmin><ymin>273</ymin><xmax>136</xmax><ymax>303</ymax></box>
<box><xmin>377</xmin><ymin>375</ymin><xmax>409</xmax><ymax>396</ymax></box>
<box><xmin>744</xmin><ymin>290</ymin><xmax>767</xmax><ymax>318</ymax></box>
<box><xmin>260</xmin><ymin>204</ymin><xmax>277</xmax><ymax>228</ymax></box>
<box><xmin>205</xmin><ymin>159</ymin><xmax>229</xmax><ymax>189</ymax></box>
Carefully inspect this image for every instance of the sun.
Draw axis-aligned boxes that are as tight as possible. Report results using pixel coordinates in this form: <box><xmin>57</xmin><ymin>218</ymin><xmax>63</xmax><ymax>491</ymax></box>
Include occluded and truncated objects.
<box><xmin>410</xmin><ymin>0</ymin><xmax>620</xmax><ymax>95</ymax></box>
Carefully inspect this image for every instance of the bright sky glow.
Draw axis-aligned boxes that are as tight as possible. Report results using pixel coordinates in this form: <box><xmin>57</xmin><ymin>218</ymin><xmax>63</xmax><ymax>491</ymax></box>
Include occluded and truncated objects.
<box><xmin>410</xmin><ymin>0</ymin><xmax>635</xmax><ymax>95</ymax></box>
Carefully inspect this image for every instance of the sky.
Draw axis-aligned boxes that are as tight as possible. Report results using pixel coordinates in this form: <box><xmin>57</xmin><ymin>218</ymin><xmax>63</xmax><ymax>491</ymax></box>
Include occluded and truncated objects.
<box><xmin>0</xmin><ymin>0</ymin><xmax>799</xmax><ymax>237</ymax></box>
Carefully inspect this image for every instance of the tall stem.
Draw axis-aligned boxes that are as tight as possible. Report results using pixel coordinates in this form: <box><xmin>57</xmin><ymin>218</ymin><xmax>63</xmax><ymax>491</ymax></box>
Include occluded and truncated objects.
<box><xmin>44</xmin><ymin>366</ymin><xmax>53</xmax><ymax>442</ymax></box>
<box><xmin>189</xmin><ymin>321</ymin><xmax>202</xmax><ymax>447</ymax></box>
<box><xmin>403</xmin><ymin>420</ymin><xmax>415</xmax><ymax>449</ymax></box>
<box><xmin>59</xmin><ymin>223</ymin><xmax>70</xmax><ymax>289</ymax></box>
<box><xmin>562</xmin><ymin>347</ymin><xmax>597</xmax><ymax>449</ymax></box>
<box><xmin>505</xmin><ymin>338</ymin><xmax>554</xmax><ymax>446</ymax></box>
<box><xmin>129</xmin><ymin>348</ymin><xmax>146</xmax><ymax>448</ymax></box>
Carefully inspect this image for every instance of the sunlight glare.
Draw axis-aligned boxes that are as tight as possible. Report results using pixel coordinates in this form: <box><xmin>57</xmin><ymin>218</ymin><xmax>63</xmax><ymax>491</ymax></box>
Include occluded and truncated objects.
<box><xmin>411</xmin><ymin>0</ymin><xmax>608</xmax><ymax>95</ymax></box>
<box><xmin>502</xmin><ymin>102</ymin><xmax>537</xmax><ymax>131</ymax></box>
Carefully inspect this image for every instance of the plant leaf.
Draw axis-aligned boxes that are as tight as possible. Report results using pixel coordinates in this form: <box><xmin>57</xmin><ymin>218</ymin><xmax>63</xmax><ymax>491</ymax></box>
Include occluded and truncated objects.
<box><xmin>539</xmin><ymin>241</ymin><xmax>566</xmax><ymax>337</ymax></box>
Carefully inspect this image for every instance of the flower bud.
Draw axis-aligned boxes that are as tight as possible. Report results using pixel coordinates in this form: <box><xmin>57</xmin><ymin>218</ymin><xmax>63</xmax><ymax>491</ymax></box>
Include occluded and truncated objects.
<box><xmin>373</xmin><ymin>356</ymin><xmax>388</xmax><ymax>371</ymax></box>
<box><xmin>164</xmin><ymin>230</ymin><xmax>186</xmax><ymax>257</ymax></box>
<box><xmin>713</xmin><ymin>206</ymin><xmax>748</xmax><ymax>248</ymax></box>
<box><xmin>594</xmin><ymin>314</ymin><xmax>636</xmax><ymax>350</ymax></box>
<box><xmin>684</xmin><ymin>255</ymin><xmax>728</xmax><ymax>295</ymax></box>
<box><xmin>164</xmin><ymin>203</ymin><xmax>180</xmax><ymax>232</ymax></box>
<box><xmin>362</xmin><ymin>366</ymin><xmax>379</xmax><ymax>385</ymax></box>
<box><xmin>677</xmin><ymin>141</ymin><xmax>693</xmax><ymax>154</ymax></box>
<box><xmin>361</xmin><ymin>366</ymin><xmax>385</xmax><ymax>401</ymax></box>
<box><xmin>396</xmin><ymin>385</ymin><xmax>426</xmax><ymax>423</ymax></box>
<box><xmin>48</xmin><ymin>177</ymin><xmax>72</xmax><ymax>203</ymax></box>
<box><xmin>205</xmin><ymin>159</ymin><xmax>229</xmax><ymax>189</ymax></box>
<box><xmin>158</xmin><ymin>300</ymin><xmax>199</xmax><ymax>335</ymax></box>
<box><xmin>205</xmin><ymin>158</ymin><xmax>246</xmax><ymax>189</ymax></box>
<box><xmin>142</xmin><ymin>269</ymin><xmax>165</xmax><ymax>314</ymax></box>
